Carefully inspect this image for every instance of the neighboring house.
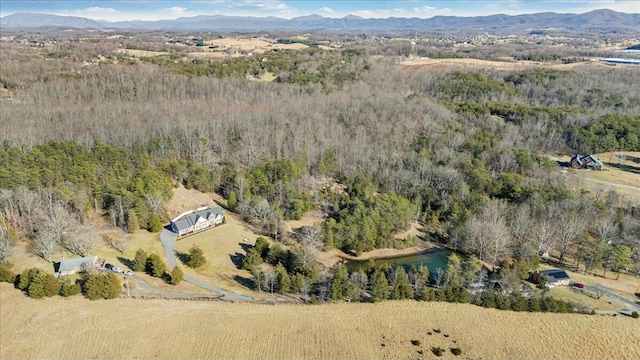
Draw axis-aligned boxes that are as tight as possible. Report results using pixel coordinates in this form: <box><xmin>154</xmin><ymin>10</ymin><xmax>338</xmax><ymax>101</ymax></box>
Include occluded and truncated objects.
<box><xmin>529</xmin><ymin>269</ymin><xmax>571</xmax><ymax>286</ymax></box>
<box><xmin>170</xmin><ymin>205</ymin><xmax>225</xmax><ymax>239</ymax></box>
<box><xmin>54</xmin><ymin>255</ymin><xmax>99</xmax><ymax>277</ymax></box>
<box><xmin>569</xmin><ymin>154</ymin><xmax>603</xmax><ymax>170</ymax></box>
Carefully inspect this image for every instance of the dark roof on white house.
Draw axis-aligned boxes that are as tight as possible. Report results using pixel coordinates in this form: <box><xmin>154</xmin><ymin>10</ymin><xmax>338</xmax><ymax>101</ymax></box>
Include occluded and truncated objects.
<box><xmin>538</xmin><ymin>269</ymin><xmax>570</xmax><ymax>282</ymax></box>
<box><xmin>171</xmin><ymin>206</ymin><xmax>223</xmax><ymax>231</ymax></box>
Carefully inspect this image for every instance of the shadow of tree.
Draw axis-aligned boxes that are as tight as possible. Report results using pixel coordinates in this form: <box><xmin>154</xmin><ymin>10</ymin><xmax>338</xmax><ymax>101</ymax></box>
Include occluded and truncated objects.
<box><xmin>117</xmin><ymin>256</ymin><xmax>135</xmax><ymax>271</ymax></box>
<box><xmin>605</xmin><ymin>162</ymin><xmax>640</xmax><ymax>175</ymax></box>
<box><xmin>176</xmin><ymin>251</ymin><xmax>190</xmax><ymax>265</ymax></box>
<box><xmin>239</xmin><ymin>242</ymin><xmax>252</xmax><ymax>252</ymax></box>
<box><xmin>233</xmin><ymin>274</ymin><xmax>255</xmax><ymax>289</ymax></box>
<box><xmin>230</xmin><ymin>252</ymin><xmax>246</xmax><ymax>269</ymax></box>
<box><xmin>618</xmin><ymin>154</ymin><xmax>640</xmax><ymax>165</ymax></box>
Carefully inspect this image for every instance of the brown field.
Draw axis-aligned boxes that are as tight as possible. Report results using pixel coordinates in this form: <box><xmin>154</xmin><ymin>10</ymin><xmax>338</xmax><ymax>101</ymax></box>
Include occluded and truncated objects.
<box><xmin>114</xmin><ymin>48</ymin><xmax>168</xmax><ymax>57</ymax></box>
<box><xmin>204</xmin><ymin>38</ymin><xmax>309</xmax><ymax>53</ymax></box>
<box><xmin>400</xmin><ymin>57</ymin><xmax>615</xmax><ymax>71</ymax></box>
<box><xmin>1</xmin><ymin>283</ymin><xmax>638</xmax><ymax>360</ymax></box>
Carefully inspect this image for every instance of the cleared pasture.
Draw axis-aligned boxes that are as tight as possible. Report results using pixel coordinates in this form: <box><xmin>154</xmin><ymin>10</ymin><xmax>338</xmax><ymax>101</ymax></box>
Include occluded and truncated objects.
<box><xmin>1</xmin><ymin>283</ymin><xmax>638</xmax><ymax>360</ymax></box>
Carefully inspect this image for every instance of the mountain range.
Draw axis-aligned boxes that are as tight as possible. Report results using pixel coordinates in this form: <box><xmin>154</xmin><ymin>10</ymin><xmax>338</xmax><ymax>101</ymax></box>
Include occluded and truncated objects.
<box><xmin>1</xmin><ymin>9</ymin><xmax>639</xmax><ymax>34</ymax></box>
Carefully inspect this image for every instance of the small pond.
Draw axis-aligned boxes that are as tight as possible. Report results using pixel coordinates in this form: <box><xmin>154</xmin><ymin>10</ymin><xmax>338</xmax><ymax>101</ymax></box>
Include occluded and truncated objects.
<box><xmin>346</xmin><ymin>248</ymin><xmax>458</xmax><ymax>273</ymax></box>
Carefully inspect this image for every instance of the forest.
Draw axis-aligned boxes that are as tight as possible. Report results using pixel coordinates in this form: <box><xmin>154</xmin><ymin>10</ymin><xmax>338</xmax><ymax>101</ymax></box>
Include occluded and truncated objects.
<box><xmin>0</xmin><ymin>32</ymin><xmax>639</xmax><ymax>303</ymax></box>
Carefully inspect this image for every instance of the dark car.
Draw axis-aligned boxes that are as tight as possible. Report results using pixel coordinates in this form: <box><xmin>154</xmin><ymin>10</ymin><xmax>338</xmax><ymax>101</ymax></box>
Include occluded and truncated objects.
<box><xmin>571</xmin><ymin>282</ymin><xmax>584</xmax><ymax>289</ymax></box>
<box><xmin>105</xmin><ymin>263</ymin><xmax>114</xmax><ymax>270</ymax></box>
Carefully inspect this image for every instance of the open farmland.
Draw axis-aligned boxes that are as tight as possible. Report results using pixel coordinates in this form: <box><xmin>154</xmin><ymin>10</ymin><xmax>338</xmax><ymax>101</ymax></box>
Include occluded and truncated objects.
<box><xmin>1</xmin><ymin>283</ymin><xmax>638</xmax><ymax>360</ymax></box>
<box><xmin>399</xmin><ymin>57</ymin><xmax>614</xmax><ymax>71</ymax></box>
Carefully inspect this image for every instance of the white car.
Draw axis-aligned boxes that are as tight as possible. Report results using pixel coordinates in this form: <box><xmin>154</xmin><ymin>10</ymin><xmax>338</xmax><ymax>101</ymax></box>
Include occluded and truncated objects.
<box><xmin>123</xmin><ymin>270</ymin><xmax>133</xmax><ymax>276</ymax></box>
<box><xmin>112</xmin><ymin>266</ymin><xmax>123</xmax><ymax>273</ymax></box>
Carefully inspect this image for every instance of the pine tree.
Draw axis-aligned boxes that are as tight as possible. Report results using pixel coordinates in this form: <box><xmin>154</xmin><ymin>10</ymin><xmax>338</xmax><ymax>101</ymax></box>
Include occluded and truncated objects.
<box><xmin>242</xmin><ymin>248</ymin><xmax>263</xmax><ymax>271</ymax></box>
<box><xmin>148</xmin><ymin>215</ymin><xmax>163</xmax><ymax>233</ymax></box>
<box><xmin>170</xmin><ymin>266</ymin><xmax>183</xmax><ymax>285</ymax></box>
<box><xmin>275</xmin><ymin>262</ymin><xmax>291</xmax><ymax>294</ymax></box>
<box><xmin>187</xmin><ymin>245</ymin><xmax>206</xmax><ymax>268</ymax></box>
<box><xmin>146</xmin><ymin>253</ymin><xmax>167</xmax><ymax>277</ymax></box>
<box><xmin>132</xmin><ymin>248</ymin><xmax>148</xmax><ymax>272</ymax></box>
<box><xmin>330</xmin><ymin>264</ymin><xmax>349</xmax><ymax>300</ymax></box>
<box><xmin>126</xmin><ymin>209</ymin><xmax>140</xmax><ymax>234</ymax></box>
<box><xmin>60</xmin><ymin>278</ymin><xmax>81</xmax><ymax>297</ymax></box>
<box><xmin>227</xmin><ymin>191</ymin><xmax>237</xmax><ymax>211</ymax></box>
<box><xmin>392</xmin><ymin>266</ymin><xmax>413</xmax><ymax>300</ymax></box>
<box><xmin>370</xmin><ymin>268</ymin><xmax>389</xmax><ymax>302</ymax></box>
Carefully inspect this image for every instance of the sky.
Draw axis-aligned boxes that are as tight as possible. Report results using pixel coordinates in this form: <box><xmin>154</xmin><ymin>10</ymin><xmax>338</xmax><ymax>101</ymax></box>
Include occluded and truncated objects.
<box><xmin>0</xmin><ymin>0</ymin><xmax>638</xmax><ymax>21</ymax></box>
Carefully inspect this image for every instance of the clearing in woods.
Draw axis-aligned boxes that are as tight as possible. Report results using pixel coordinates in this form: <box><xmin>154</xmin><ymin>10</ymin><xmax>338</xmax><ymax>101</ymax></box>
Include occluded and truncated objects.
<box><xmin>1</xmin><ymin>283</ymin><xmax>638</xmax><ymax>360</ymax></box>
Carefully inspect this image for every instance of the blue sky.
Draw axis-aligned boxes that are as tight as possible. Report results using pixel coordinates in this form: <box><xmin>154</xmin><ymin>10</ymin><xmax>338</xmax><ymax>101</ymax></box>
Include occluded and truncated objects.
<box><xmin>1</xmin><ymin>1</ymin><xmax>638</xmax><ymax>21</ymax></box>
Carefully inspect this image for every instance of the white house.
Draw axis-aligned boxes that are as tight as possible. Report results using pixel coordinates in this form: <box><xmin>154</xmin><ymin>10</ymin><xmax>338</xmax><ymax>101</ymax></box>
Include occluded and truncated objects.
<box><xmin>170</xmin><ymin>206</ymin><xmax>225</xmax><ymax>238</ymax></box>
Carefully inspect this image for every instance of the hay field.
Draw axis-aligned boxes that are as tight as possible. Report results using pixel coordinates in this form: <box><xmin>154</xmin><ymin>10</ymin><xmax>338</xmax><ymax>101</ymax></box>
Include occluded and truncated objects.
<box><xmin>400</xmin><ymin>57</ymin><xmax>611</xmax><ymax>71</ymax></box>
<box><xmin>1</xmin><ymin>283</ymin><xmax>638</xmax><ymax>360</ymax></box>
<box><xmin>204</xmin><ymin>38</ymin><xmax>308</xmax><ymax>53</ymax></box>
<box><xmin>114</xmin><ymin>48</ymin><xmax>168</xmax><ymax>57</ymax></box>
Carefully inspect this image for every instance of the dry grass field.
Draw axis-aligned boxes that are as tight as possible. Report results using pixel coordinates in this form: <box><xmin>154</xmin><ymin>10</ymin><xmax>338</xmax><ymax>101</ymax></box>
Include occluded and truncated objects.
<box><xmin>1</xmin><ymin>283</ymin><xmax>638</xmax><ymax>360</ymax></box>
<box><xmin>400</xmin><ymin>57</ymin><xmax>615</xmax><ymax>71</ymax></box>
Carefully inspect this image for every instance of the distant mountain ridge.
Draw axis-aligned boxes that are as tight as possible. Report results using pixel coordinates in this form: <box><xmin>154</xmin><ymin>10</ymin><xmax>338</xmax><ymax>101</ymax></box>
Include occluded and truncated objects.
<box><xmin>1</xmin><ymin>10</ymin><xmax>639</xmax><ymax>33</ymax></box>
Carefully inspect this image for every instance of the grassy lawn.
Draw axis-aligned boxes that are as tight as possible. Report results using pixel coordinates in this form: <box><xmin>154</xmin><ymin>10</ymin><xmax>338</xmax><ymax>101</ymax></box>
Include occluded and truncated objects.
<box><xmin>547</xmin><ymin>287</ymin><xmax>623</xmax><ymax>311</ymax></box>
<box><xmin>173</xmin><ymin>211</ymin><xmax>270</xmax><ymax>297</ymax></box>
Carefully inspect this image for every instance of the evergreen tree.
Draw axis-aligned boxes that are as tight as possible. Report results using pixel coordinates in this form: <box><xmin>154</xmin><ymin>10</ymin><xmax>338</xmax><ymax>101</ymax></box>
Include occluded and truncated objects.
<box><xmin>392</xmin><ymin>266</ymin><xmax>413</xmax><ymax>300</ymax></box>
<box><xmin>126</xmin><ymin>209</ymin><xmax>140</xmax><ymax>233</ymax></box>
<box><xmin>60</xmin><ymin>278</ymin><xmax>81</xmax><ymax>297</ymax></box>
<box><xmin>148</xmin><ymin>215</ymin><xmax>163</xmax><ymax>233</ymax></box>
<box><xmin>331</xmin><ymin>264</ymin><xmax>349</xmax><ymax>301</ymax></box>
<box><xmin>146</xmin><ymin>253</ymin><xmax>167</xmax><ymax>277</ymax></box>
<box><xmin>132</xmin><ymin>248</ymin><xmax>148</xmax><ymax>272</ymax></box>
<box><xmin>43</xmin><ymin>273</ymin><xmax>61</xmax><ymax>297</ymax></box>
<box><xmin>187</xmin><ymin>245</ymin><xmax>206</xmax><ymax>268</ymax></box>
<box><xmin>227</xmin><ymin>191</ymin><xmax>238</xmax><ymax>211</ymax></box>
<box><xmin>170</xmin><ymin>266</ymin><xmax>183</xmax><ymax>285</ymax></box>
<box><xmin>84</xmin><ymin>273</ymin><xmax>121</xmax><ymax>300</ymax></box>
<box><xmin>242</xmin><ymin>247</ymin><xmax>263</xmax><ymax>271</ymax></box>
<box><xmin>369</xmin><ymin>268</ymin><xmax>389</xmax><ymax>303</ymax></box>
<box><xmin>254</xmin><ymin>237</ymin><xmax>270</xmax><ymax>259</ymax></box>
<box><xmin>275</xmin><ymin>262</ymin><xmax>291</xmax><ymax>294</ymax></box>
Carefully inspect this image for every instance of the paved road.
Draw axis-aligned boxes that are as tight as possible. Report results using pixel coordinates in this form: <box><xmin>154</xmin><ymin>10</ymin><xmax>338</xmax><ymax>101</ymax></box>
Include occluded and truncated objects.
<box><xmin>159</xmin><ymin>229</ymin><xmax>298</xmax><ymax>302</ymax></box>
<box><xmin>585</xmin><ymin>284</ymin><xmax>640</xmax><ymax>312</ymax></box>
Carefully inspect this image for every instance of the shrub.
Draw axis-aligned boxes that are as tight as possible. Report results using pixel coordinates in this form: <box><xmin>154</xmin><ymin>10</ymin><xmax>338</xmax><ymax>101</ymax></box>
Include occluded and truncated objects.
<box><xmin>410</xmin><ymin>340</ymin><xmax>421</xmax><ymax>346</ymax></box>
<box><xmin>0</xmin><ymin>263</ymin><xmax>16</xmax><ymax>283</ymax></box>
<box><xmin>451</xmin><ymin>347</ymin><xmax>463</xmax><ymax>356</ymax></box>
<box><xmin>632</xmin><ymin>311</ymin><xmax>639</xmax><ymax>319</ymax></box>
<box><xmin>431</xmin><ymin>347</ymin><xmax>444</xmax><ymax>356</ymax></box>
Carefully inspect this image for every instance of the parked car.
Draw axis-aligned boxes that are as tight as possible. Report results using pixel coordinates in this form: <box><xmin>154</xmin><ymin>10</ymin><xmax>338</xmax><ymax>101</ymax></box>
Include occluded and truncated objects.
<box><xmin>112</xmin><ymin>266</ymin><xmax>123</xmax><ymax>273</ymax></box>
<box><xmin>105</xmin><ymin>263</ymin><xmax>113</xmax><ymax>270</ymax></box>
<box><xmin>571</xmin><ymin>282</ymin><xmax>585</xmax><ymax>289</ymax></box>
<box><xmin>123</xmin><ymin>270</ymin><xmax>133</xmax><ymax>276</ymax></box>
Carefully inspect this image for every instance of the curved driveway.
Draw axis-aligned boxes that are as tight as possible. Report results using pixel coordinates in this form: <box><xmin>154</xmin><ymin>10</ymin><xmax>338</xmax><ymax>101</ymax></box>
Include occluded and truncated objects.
<box><xmin>159</xmin><ymin>229</ymin><xmax>297</xmax><ymax>302</ymax></box>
